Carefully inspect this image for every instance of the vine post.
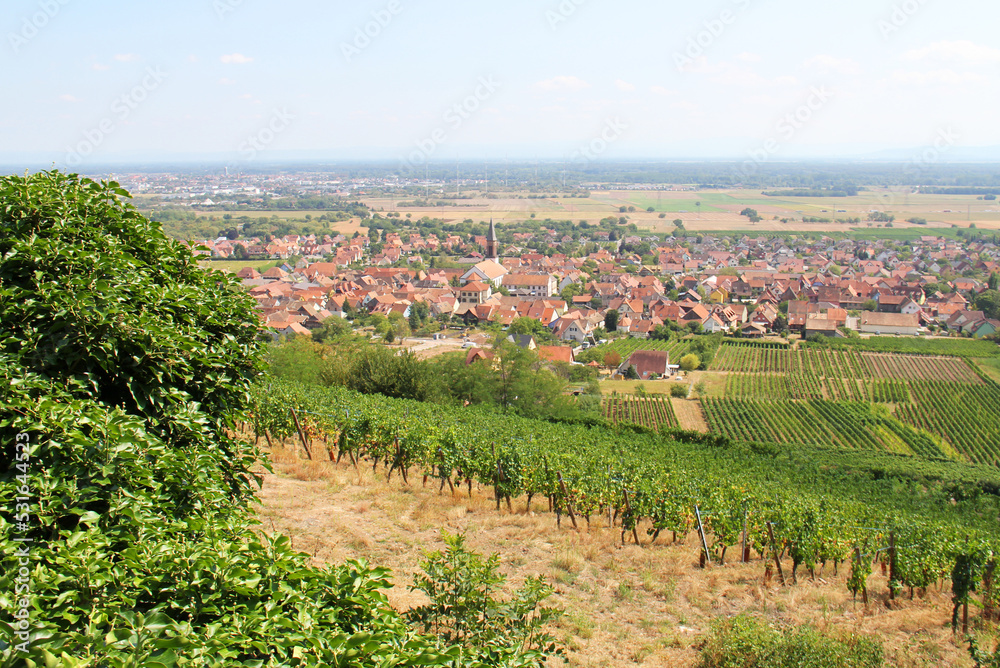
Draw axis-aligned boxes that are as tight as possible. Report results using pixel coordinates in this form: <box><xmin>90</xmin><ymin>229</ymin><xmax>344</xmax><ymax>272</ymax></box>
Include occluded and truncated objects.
<box><xmin>695</xmin><ymin>506</ymin><xmax>710</xmax><ymax>568</ymax></box>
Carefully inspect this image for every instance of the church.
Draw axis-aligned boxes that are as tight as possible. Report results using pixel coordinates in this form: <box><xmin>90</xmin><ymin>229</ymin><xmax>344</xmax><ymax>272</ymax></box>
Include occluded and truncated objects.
<box><xmin>460</xmin><ymin>219</ymin><xmax>507</xmax><ymax>287</ymax></box>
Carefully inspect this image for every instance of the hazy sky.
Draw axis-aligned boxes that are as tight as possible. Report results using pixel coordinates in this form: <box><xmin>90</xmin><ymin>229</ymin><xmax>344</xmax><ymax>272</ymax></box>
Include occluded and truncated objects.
<box><xmin>4</xmin><ymin>0</ymin><xmax>1000</xmax><ymax>167</ymax></box>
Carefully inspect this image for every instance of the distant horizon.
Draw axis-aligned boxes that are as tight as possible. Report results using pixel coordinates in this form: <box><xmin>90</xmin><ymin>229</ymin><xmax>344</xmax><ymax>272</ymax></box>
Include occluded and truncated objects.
<box><xmin>5</xmin><ymin>149</ymin><xmax>1000</xmax><ymax>173</ymax></box>
<box><xmin>5</xmin><ymin>0</ymin><xmax>1000</xmax><ymax>173</ymax></box>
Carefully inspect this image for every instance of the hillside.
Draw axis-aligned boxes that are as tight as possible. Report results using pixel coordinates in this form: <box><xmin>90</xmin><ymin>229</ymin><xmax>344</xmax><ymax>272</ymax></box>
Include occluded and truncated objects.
<box><xmin>259</xmin><ymin>440</ymin><xmax>978</xmax><ymax>667</ymax></box>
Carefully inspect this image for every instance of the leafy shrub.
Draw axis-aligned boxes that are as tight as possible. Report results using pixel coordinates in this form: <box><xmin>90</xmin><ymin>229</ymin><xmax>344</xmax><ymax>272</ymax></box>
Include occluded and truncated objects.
<box><xmin>407</xmin><ymin>532</ymin><xmax>562</xmax><ymax>664</ymax></box>
<box><xmin>680</xmin><ymin>353</ymin><xmax>701</xmax><ymax>372</ymax></box>
<box><xmin>0</xmin><ymin>172</ymin><xmax>559</xmax><ymax>667</ymax></box>
<box><xmin>698</xmin><ymin>615</ymin><xmax>884</xmax><ymax>668</ymax></box>
<box><xmin>670</xmin><ymin>384</ymin><xmax>688</xmax><ymax>398</ymax></box>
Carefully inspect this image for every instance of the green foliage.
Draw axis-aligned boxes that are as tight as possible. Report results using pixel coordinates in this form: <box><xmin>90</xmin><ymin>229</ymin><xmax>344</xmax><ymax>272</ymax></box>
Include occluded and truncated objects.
<box><xmin>670</xmin><ymin>384</ymin><xmax>688</xmax><ymax>398</ymax></box>
<box><xmin>604</xmin><ymin>309</ymin><xmax>619</xmax><ymax>332</ymax></box>
<box><xmin>0</xmin><ymin>172</ymin><xmax>541</xmax><ymax>668</ymax></box>
<box><xmin>698</xmin><ymin>615</ymin><xmax>884</xmax><ymax>668</ymax></box>
<box><xmin>313</xmin><ymin>315</ymin><xmax>353</xmax><ymax>342</ymax></box>
<box><xmin>974</xmin><ymin>289</ymin><xmax>1000</xmax><ymax>320</ymax></box>
<box><xmin>406</xmin><ymin>532</ymin><xmax>563</xmax><ymax>664</ymax></box>
<box><xmin>680</xmin><ymin>353</ymin><xmax>701</xmax><ymax>372</ymax></box>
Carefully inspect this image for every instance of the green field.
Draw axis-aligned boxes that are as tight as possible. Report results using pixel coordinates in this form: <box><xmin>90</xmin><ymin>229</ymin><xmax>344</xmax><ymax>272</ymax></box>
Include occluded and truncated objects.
<box><xmin>200</xmin><ymin>258</ymin><xmax>284</xmax><ymax>273</ymax></box>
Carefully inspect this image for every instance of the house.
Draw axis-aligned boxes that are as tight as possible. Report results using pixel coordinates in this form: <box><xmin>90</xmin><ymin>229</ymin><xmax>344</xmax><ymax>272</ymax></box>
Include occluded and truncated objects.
<box><xmin>537</xmin><ymin>346</ymin><xmax>575</xmax><ymax>365</ymax></box>
<box><xmin>969</xmin><ymin>319</ymin><xmax>1000</xmax><ymax>339</ymax></box>
<box><xmin>461</xmin><ymin>260</ymin><xmax>508</xmax><ymax>288</ymax></box>
<box><xmin>859</xmin><ymin>312</ymin><xmax>920</xmax><ymax>336</ymax></box>
<box><xmin>458</xmin><ymin>281</ymin><xmax>492</xmax><ymax>305</ymax></box>
<box><xmin>502</xmin><ymin>273</ymin><xmax>557</xmax><ymax>298</ymax></box>
<box><xmin>708</xmin><ymin>286</ymin><xmax>730</xmax><ymax>304</ymax></box>
<box><xmin>620</xmin><ymin>350</ymin><xmax>669</xmax><ymax>380</ymax></box>
<box><xmin>803</xmin><ymin>316</ymin><xmax>841</xmax><ymax>338</ymax></box>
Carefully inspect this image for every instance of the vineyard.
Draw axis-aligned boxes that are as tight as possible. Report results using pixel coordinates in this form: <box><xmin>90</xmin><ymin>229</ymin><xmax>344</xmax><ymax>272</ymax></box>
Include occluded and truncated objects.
<box><xmin>703</xmin><ymin>341</ymin><xmax>1000</xmax><ymax>466</ymax></box>
<box><xmin>712</xmin><ymin>344</ymin><xmax>983</xmax><ymax>384</ymax></box>
<box><xmin>249</xmin><ymin>378</ymin><xmax>1000</xmax><ymax>631</ymax></box>
<box><xmin>591</xmin><ymin>337</ymin><xmax>694</xmax><ymax>363</ymax></box>
<box><xmin>603</xmin><ymin>395</ymin><xmax>680</xmax><ymax>430</ymax></box>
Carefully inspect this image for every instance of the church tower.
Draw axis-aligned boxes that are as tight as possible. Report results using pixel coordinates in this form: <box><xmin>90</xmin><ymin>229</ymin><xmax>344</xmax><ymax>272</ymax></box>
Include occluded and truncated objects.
<box><xmin>485</xmin><ymin>218</ymin><xmax>498</xmax><ymax>260</ymax></box>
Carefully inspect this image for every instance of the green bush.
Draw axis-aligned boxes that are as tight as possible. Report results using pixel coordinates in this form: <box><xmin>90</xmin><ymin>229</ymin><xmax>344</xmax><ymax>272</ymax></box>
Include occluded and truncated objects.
<box><xmin>0</xmin><ymin>172</ymin><xmax>559</xmax><ymax>667</ymax></box>
<box><xmin>698</xmin><ymin>615</ymin><xmax>884</xmax><ymax>668</ymax></box>
<box><xmin>670</xmin><ymin>384</ymin><xmax>688</xmax><ymax>398</ymax></box>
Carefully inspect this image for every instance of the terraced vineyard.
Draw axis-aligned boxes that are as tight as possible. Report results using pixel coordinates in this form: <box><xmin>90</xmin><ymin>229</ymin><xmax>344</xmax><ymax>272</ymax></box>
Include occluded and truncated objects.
<box><xmin>603</xmin><ymin>395</ymin><xmax>680</xmax><ymax>430</ymax></box>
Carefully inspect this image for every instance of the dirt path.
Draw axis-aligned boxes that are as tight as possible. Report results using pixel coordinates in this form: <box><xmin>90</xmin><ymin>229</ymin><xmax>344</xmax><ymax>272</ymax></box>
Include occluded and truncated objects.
<box><xmin>672</xmin><ymin>398</ymin><xmax>708</xmax><ymax>433</ymax></box>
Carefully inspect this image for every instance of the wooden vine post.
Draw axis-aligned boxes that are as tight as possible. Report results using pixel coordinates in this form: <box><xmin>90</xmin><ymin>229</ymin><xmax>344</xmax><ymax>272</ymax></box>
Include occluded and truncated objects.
<box><xmin>741</xmin><ymin>511</ymin><xmax>749</xmax><ymax>563</ymax></box>
<box><xmin>888</xmin><ymin>531</ymin><xmax>897</xmax><ymax>601</ymax></box>
<box><xmin>767</xmin><ymin>522</ymin><xmax>786</xmax><ymax>585</ymax></box>
<box><xmin>289</xmin><ymin>407</ymin><xmax>312</xmax><ymax>460</ymax></box>
<box><xmin>695</xmin><ymin>506</ymin><xmax>711</xmax><ymax>568</ymax></box>
<box><xmin>623</xmin><ymin>489</ymin><xmax>640</xmax><ymax>546</ymax></box>
<box><xmin>556</xmin><ymin>472</ymin><xmax>578</xmax><ymax>530</ymax></box>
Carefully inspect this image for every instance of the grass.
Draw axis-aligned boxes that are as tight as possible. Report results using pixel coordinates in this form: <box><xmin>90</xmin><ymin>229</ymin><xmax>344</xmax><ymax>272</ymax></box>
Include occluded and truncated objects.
<box><xmin>973</xmin><ymin>357</ymin><xmax>1000</xmax><ymax>383</ymax></box>
<box><xmin>201</xmin><ymin>258</ymin><xmax>283</xmax><ymax>272</ymax></box>
<box><xmin>258</xmin><ymin>435</ymin><xmax>979</xmax><ymax>668</ymax></box>
<box><xmin>600</xmin><ymin>380</ymin><xmax>677</xmax><ymax>395</ymax></box>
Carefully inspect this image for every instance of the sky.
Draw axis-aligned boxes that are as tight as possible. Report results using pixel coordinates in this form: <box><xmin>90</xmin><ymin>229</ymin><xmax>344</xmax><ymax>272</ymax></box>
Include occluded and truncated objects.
<box><xmin>3</xmin><ymin>0</ymin><xmax>1000</xmax><ymax>168</ymax></box>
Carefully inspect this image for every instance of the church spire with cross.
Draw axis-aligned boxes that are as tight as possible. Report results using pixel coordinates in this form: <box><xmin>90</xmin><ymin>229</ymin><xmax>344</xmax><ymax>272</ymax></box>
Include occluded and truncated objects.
<box><xmin>485</xmin><ymin>217</ymin><xmax>498</xmax><ymax>260</ymax></box>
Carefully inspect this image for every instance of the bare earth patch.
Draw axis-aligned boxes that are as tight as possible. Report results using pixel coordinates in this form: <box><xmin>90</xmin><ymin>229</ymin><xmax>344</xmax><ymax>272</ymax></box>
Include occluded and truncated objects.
<box><xmin>256</xmin><ymin>441</ymin><xmax>979</xmax><ymax>667</ymax></box>
<box><xmin>672</xmin><ymin>399</ymin><xmax>708</xmax><ymax>433</ymax></box>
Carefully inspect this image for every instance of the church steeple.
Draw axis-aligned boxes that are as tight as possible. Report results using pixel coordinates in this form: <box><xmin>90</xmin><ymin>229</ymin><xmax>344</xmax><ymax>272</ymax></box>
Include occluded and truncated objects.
<box><xmin>486</xmin><ymin>218</ymin><xmax>498</xmax><ymax>260</ymax></box>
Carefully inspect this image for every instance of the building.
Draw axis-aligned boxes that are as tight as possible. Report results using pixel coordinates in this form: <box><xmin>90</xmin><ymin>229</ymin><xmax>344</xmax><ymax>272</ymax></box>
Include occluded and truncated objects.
<box><xmin>461</xmin><ymin>259</ymin><xmax>507</xmax><ymax>288</ymax></box>
<box><xmin>859</xmin><ymin>312</ymin><xmax>920</xmax><ymax>336</ymax></box>
<box><xmin>620</xmin><ymin>350</ymin><xmax>670</xmax><ymax>380</ymax></box>
<box><xmin>458</xmin><ymin>281</ymin><xmax>492</xmax><ymax>305</ymax></box>
<box><xmin>485</xmin><ymin>219</ymin><xmax>498</xmax><ymax>260</ymax></box>
<box><xmin>502</xmin><ymin>273</ymin><xmax>557</xmax><ymax>298</ymax></box>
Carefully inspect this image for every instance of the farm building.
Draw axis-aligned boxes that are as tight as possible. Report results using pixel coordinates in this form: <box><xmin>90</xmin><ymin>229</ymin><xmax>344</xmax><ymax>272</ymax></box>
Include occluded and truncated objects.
<box><xmin>620</xmin><ymin>350</ymin><xmax>669</xmax><ymax>380</ymax></box>
<box><xmin>859</xmin><ymin>312</ymin><xmax>921</xmax><ymax>336</ymax></box>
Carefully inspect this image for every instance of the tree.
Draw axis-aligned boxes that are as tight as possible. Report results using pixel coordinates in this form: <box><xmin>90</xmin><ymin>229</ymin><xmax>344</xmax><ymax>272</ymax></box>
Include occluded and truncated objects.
<box><xmin>862</xmin><ymin>299</ymin><xmax>877</xmax><ymax>312</ymax></box>
<box><xmin>603</xmin><ymin>350</ymin><xmax>621</xmax><ymax>370</ymax></box>
<box><xmin>605</xmin><ymin>309</ymin><xmax>620</xmax><ymax>332</ymax></box>
<box><xmin>974</xmin><ymin>289</ymin><xmax>1000</xmax><ymax>320</ymax></box>
<box><xmin>406</xmin><ymin>532</ymin><xmax>561</xmax><ymax>660</ymax></box>
<box><xmin>232</xmin><ymin>242</ymin><xmax>250</xmax><ymax>260</ymax></box>
<box><xmin>624</xmin><ymin>364</ymin><xmax>640</xmax><ymax>379</ymax></box>
<box><xmin>312</xmin><ymin>315</ymin><xmax>352</xmax><ymax>342</ymax></box>
<box><xmin>0</xmin><ymin>173</ymin><xmax>481</xmax><ymax>666</ymax></box>
<box><xmin>989</xmin><ymin>272</ymin><xmax>999</xmax><ymax>292</ymax></box>
<box><xmin>680</xmin><ymin>353</ymin><xmax>701</xmax><ymax>372</ymax></box>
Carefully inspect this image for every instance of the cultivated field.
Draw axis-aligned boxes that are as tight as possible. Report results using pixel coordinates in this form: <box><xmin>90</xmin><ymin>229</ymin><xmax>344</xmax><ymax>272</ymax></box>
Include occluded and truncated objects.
<box><xmin>361</xmin><ymin>187</ymin><xmax>1000</xmax><ymax>234</ymax></box>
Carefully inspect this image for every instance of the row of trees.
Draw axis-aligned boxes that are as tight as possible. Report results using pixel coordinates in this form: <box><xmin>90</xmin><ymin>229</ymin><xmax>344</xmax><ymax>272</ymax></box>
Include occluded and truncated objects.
<box><xmin>268</xmin><ymin>334</ymin><xmax>602</xmax><ymax>423</ymax></box>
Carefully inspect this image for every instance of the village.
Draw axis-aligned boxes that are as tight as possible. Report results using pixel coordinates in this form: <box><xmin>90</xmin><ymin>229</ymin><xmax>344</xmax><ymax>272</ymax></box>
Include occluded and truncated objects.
<box><xmin>188</xmin><ymin>216</ymin><xmax>1000</xmax><ymax>361</ymax></box>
